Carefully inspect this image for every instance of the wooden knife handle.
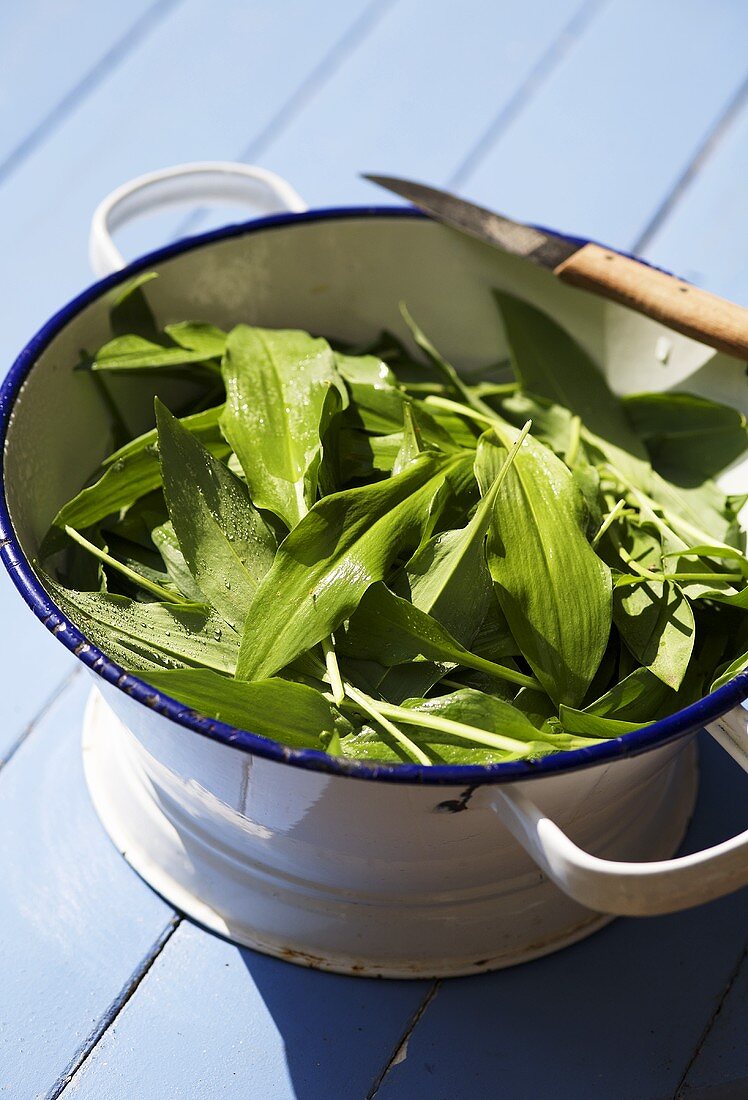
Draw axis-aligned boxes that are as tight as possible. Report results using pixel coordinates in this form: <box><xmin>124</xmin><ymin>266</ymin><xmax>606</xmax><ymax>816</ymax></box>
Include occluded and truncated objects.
<box><xmin>554</xmin><ymin>242</ymin><xmax>748</xmax><ymax>360</ymax></box>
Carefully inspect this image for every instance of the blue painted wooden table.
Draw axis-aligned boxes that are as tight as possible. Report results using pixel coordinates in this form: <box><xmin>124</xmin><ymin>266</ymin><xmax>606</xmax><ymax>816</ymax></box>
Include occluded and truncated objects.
<box><xmin>1</xmin><ymin>3</ymin><xmax>747</xmax><ymax>1097</ymax></box>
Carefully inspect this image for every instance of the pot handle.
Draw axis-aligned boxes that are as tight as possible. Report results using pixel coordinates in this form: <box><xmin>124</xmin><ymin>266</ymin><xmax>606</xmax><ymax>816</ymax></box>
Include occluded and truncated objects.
<box><xmin>89</xmin><ymin>161</ymin><xmax>308</xmax><ymax>277</ymax></box>
<box><xmin>492</xmin><ymin>711</ymin><xmax>748</xmax><ymax>917</ymax></box>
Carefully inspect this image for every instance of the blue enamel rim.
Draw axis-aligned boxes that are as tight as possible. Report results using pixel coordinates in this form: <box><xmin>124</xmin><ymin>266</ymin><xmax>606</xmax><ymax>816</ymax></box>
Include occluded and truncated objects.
<box><xmin>1</xmin><ymin>204</ymin><xmax>747</xmax><ymax>786</ymax></box>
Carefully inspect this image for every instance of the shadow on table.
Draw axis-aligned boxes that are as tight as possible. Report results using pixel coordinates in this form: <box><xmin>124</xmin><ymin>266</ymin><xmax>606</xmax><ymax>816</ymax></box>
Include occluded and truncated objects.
<box><xmin>236</xmin><ymin>942</ymin><xmax>428</xmax><ymax>1100</ymax></box>
<box><xmin>235</xmin><ymin>733</ymin><xmax>748</xmax><ymax>1100</ymax></box>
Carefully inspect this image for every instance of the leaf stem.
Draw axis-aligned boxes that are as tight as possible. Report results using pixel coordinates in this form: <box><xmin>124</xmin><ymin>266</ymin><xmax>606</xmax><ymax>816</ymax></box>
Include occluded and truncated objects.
<box><xmin>64</xmin><ymin>525</ymin><xmax>189</xmax><ymax>604</ymax></box>
<box><xmin>564</xmin><ymin>415</ymin><xmax>582</xmax><ymax>467</ymax></box>
<box><xmin>373</xmin><ymin>698</ymin><xmax>533</xmax><ymax>754</ymax></box>
<box><xmin>322</xmin><ymin>637</ymin><xmax>346</xmax><ymax>705</ymax></box>
<box><xmin>460</xmin><ymin>651</ymin><xmax>540</xmax><ymax>690</ymax></box>
<box><xmin>425</xmin><ymin>394</ymin><xmax>495</xmax><ymax>427</ymax></box>
<box><xmin>343</xmin><ymin>683</ymin><xmax>432</xmax><ymax>765</ymax></box>
<box><xmin>592</xmin><ymin>498</ymin><xmax>627</xmax><ymax>547</ymax></box>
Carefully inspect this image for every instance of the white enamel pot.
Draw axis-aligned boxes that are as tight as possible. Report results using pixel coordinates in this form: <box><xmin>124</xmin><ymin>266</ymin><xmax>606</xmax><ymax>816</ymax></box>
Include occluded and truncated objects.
<box><xmin>2</xmin><ymin>162</ymin><xmax>748</xmax><ymax>978</ymax></box>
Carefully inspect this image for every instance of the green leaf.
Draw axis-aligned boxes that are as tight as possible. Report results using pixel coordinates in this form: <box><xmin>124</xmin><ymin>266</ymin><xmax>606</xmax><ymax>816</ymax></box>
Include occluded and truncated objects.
<box><xmin>399</xmin><ymin>303</ymin><xmax>479</xmax><ymax>411</ymax></box>
<box><xmin>337</xmin><ymin>428</ymin><xmax>404</xmax><ymax>479</ymax></box>
<box><xmin>164</xmin><ymin>322</ymin><xmax>227</xmax><ymax>358</ymax></box>
<box><xmin>479</xmin><ymin>428</ymin><xmax>612</xmax><ymax>706</ymax></box>
<box><xmin>339</xmin><ymin>583</ymin><xmax>538</xmax><ymax>689</ymax></box>
<box><xmin>221</xmin><ymin>325</ymin><xmax>348</xmax><ymax>528</ymax></box>
<box><xmin>151</xmin><ymin>520</ymin><xmax>206</xmax><ymax>602</ymax></box>
<box><xmin>388</xmin><ymin>689</ymin><xmax>594</xmax><ymax>762</ymax></box>
<box><xmin>711</xmin><ymin>650</ymin><xmax>748</xmax><ymax>691</ymax></box>
<box><xmin>335</xmin><ymin>351</ymin><xmax>404</xmax><ymax>433</ymax></box>
<box><xmin>399</xmin><ymin>439</ymin><xmax>522</xmax><ymax>645</ymax></box>
<box><xmin>497</xmin><ymin>390</ymin><xmax>574</xmax><ymax>455</ymax></box>
<box><xmin>109</xmin><ymin>272</ymin><xmax>160</xmax><ymax>341</ymax></box>
<box><xmin>581</xmin><ymin>666</ymin><xmax>673</xmax><ymax>721</ymax></box>
<box><xmin>623</xmin><ymin>391</ymin><xmax>748</xmax><ymax>478</ymax></box>
<box><xmin>50</xmin><ymin>405</ymin><xmax>228</xmax><ymax>532</ymax></box>
<box><xmin>392</xmin><ymin>402</ymin><xmax>428</xmax><ymax>475</ymax></box>
<box><xmin>493</xmin><ymin>289</ymin><xmax>647</xmax><ymax>461</ymax></box>
<box><xmin>156</xmin><ymin>400</ymin><xmax>277</xmax><ymax>631</ymax></box>
<box><xmin>556</xmin><ymin>706</ymin><xmax>648</xmax><ymax>737</ymax></box>
<box><xmin>141</xmin><ymin>667</ymin><xmax>334</xmax><ymax>748</ymax></box>
<box><xmin>236</xmin><ymin>453</ymin><xmax>464</xmax><ymax>680</ymax></box>
<box><xmin>91</xmin><ymin>334</ymin><xmax>219</xmax><ymax>372</ymax></box>
<box><xmin>44</xmin><ymin>579</ymin><xmax>239</xmax><ymax>673</ymax></box>
<box><xmin>613</xmin><ymin>579</ymin><xmax>695</xmax><ymax>690</ymax></box>
<box><xmin>648</xmin><ymin>470</ymin><xmax>744</xmax><ymax>549</ymax></box>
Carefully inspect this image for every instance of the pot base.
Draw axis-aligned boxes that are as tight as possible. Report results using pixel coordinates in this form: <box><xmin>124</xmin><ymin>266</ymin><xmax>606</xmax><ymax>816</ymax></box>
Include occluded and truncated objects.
<box><xmin>82</xmin><ymin>690</ymin><xmax>698</xmax><ymax>978</ymax></box>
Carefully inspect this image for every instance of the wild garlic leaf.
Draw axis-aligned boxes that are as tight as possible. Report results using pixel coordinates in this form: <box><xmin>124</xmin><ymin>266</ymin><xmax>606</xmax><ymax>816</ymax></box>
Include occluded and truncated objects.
<box><xmin>164</xmin><ymin>322</ymin><xmax>228</xmax><ymax>358</ymax></box>
<box><xmin>392</xmin><ymin>689</ymin><xmax>596</xmax><ymax>761</ymax></box>
<box><xmin>470</xmin><ymin>598</ymin><xmax>519</xmax><ymax>659</ymax></box>
<box><xmin>51</xmin><ymin>405</ymin><xmax>228</xmax><ymax>532</ymax></box>
<box><xmin>376</xmin><ymin>660</ymin><xmax>453</xmax><ymax>705</ymax></box>
<box><xmin>497</xmin><ymin>391</ymin><xmax>574</xmax><ymax>455</ymax></box>
<box><xmin>151</xmin><ymin>520</ymin><xmax>206</xmax><ymax>603</ymax></box>
<box><xmin>337</xmin><ymin>428</ymin><xmax>404</xmax><ymax>479</ymax></box>
<box><xmin>221</xmin><ymin>325</ymin><xmax>348</xmax><ymax>529</ymax></box>
<box><xmin>403</xmin><ymin>527</ymin><xmax>493</xmax><ymax>646</ymax></box>
<box><xmin>556</xmin><ymin>706</ymin><xmax>649</xmax><ymax>737</ymax></box>
<box><xmin>236</xmin><ymin>453</ymin><xmax>464</xmax><ymax>680</ymax></box>
<box><xmin>45</xmin><ymin>579</ymin><xmax>239</xmax><ymax>673</ymax></box>
<box><xmin>91</xmin><ymin>334</ymin><xmax>219</xmax><ymax>372</ymax></box>
<box><xmin>339</xmin><ymin>583</ymin><xmax>537</xmax><ymax>689</ymax></box>
<box><xmin>580</xmin><ymin>666</ymin><xmax>673</xmax><ymax>721</ymax></box>
<box><xmin>647</xmin><ymin>471</ymin><xmax>744</xmax><ymax>549</ymax></box>
<box><xmin>711</xmin><ymin>650</ymin><xmax>748</xmax><ymax>691</ymax></box>
<box><xmin>399</xmin><ymin>304</ymin><xmax>472</xmax><ymax>396</ymax></box>
<box><xmin>623</xmin><ymin>391</ymin><xmax>748</xmax><ymax>478</ymax></box>
<box><xmin>141</xmin><ymin>667</ymin><xmax>335</xmax><ymax>748</ymax></box>
<box><xmin>613</xmin><ymin>579</ymin><xmax>695</xmax><ymax>690</ymax></box>
<box><xmin>156</xmin><ymin>400</ymin><xmax>276</xmax><ymax>632</ymax></box>
<box><xmin>335</xmin><ymin>351</ymin><xmax>405</xmax><ymax>434</ymax></box>
<box><xmin>494</xmin><ymin>289</ymin><xmax>647</xmax><ymax>461</ymax></box>
<box><xmin>479</xmin><ymin>428</ymin><xmax>612</xmax><ymax>707</ymax></box>
<box><xmin>392</xmin><ymin>403</ymin><xmax>428</xmax><ymax>475</ymax></box>
<box><xmin>400</xmin><ymin>445</ymin><xmax>519</xmax><ymax>645</ymax></box>
<box><xmin>109</xmin><ymin>272</ymin><xmax>160</xmax><ymax>341</ymax></box>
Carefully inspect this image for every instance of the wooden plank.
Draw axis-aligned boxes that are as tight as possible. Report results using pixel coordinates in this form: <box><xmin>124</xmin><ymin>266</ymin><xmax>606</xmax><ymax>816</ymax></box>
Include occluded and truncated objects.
<box><xmin>1</xmin><ymin>5</ymin><xmax>746</xmax><ymax>1097</ymax></box>
<box><xmin>0</xmin><ymin>574</ymin><xmax>77</xmax><ymax>761</ymax></box>
<box><xmin>214</xmin><ymin>0</ymin><xmax>592</xmax><ymax>211</ymax></box>
<box><xmin>641</xmin><ymin>88</ymin><xmax>748</xmax><ymax>304</ymax></box>
<box><xmin>0</xmin><ymin>0</ymin><xmax>378</xmax><ymax>764</ymax></box>
<box><xmin>373</xmin><ymin>734</ymin><xmax>748</xmax><ymax>1099</ymax></box>
<box><xmin>0</xmin><ymin>0</ymin><xmax>165</xmax><ymax>175</ymax></box>
<box><xmin>0</xmin><ymin>3</ymin><xmax>173</xmax><ymax>761</ymax></box>
<box><xmin>678</xmin><ymin>951</ymin><xmax>748</xmax><ymax>1097</ymax></box>
<box><xmin>456</xmin><ymin>0</ymin><xmax>748</xmax><ymax>251</ymax></box>
<box><xmin>0</xmin><ymin>0</ymin><xmax>381</xmax><ymax>361</ymax></box>
<box><xmin>0</xmin><ymin>676</ymin><xmax>174</xmax><ymax>1099</ymax></box>
<box><xmin>62</xmin><ymin>920</ymin><xmax>430</xmax><ymax>1099</ymax></box>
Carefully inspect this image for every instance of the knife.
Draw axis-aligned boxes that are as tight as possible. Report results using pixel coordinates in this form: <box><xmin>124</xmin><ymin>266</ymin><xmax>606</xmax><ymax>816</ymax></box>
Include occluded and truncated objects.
<box><xmin>363</xmin><ymin>174</ymin><xmax>748</xmax><ymax>361</ymax></box>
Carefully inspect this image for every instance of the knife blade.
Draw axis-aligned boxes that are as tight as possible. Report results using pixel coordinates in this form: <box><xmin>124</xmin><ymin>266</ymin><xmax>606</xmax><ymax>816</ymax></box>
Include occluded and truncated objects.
<box><xmin>363</xmin><ymin>173</ymin><xmax>748</xmax><ymax>361</ymax></box>
<box><xmin>363</xmin><ymin>174</ymin><xmax>580</xmax><ymax>270</ymax></box>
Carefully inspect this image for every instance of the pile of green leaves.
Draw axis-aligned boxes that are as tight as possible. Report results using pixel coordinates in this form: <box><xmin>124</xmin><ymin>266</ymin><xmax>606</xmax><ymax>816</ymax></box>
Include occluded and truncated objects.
<box><xmin>38</xmin><ymin>274</ymin><xmax>748</xmax><ymax>766</ymax></box>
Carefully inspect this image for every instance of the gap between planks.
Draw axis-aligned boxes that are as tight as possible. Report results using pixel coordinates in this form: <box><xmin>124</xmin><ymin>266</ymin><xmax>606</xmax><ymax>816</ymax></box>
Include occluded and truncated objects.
<box><xmin>366</xmin><ymin>980</ymin><xmax>442</xmax><ymax>1098</ymax></box>
<box><xmin>47</xmin><ymin>916</ymin><xmax>182</xmax><ymax>1100</ymax></box>
<box><xmin>634</xmin><ymin>68</ymin><xmax>748</xmax><ymax>255</ymax></box>
<box><xmin>672</xmin><ymin>943</ymin><xmax>748</xmax><ymax>1100</ymax></box>
<box><xmin>448</xmin><ymin>0</ymin><xmax>607</xmax><ymax>190</ymax></box>
<box><xmin>0</xmin><ymin>666</ymin><xmax>81</xmax><ymax>774</ymax></box>
<box><xmin>0</xmin><ymin>0</ymin><xmax>185</xmax><ymax>187</ymax></box>
<box><xmin>174</xmin><ymin>0</ymin><xmax>396</xmax><ymax>240</ymax></box>
<box><xmin>3</xmin><ymin>3</ymin><xmax>746</xmax><ymax>1093</ymax></box>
